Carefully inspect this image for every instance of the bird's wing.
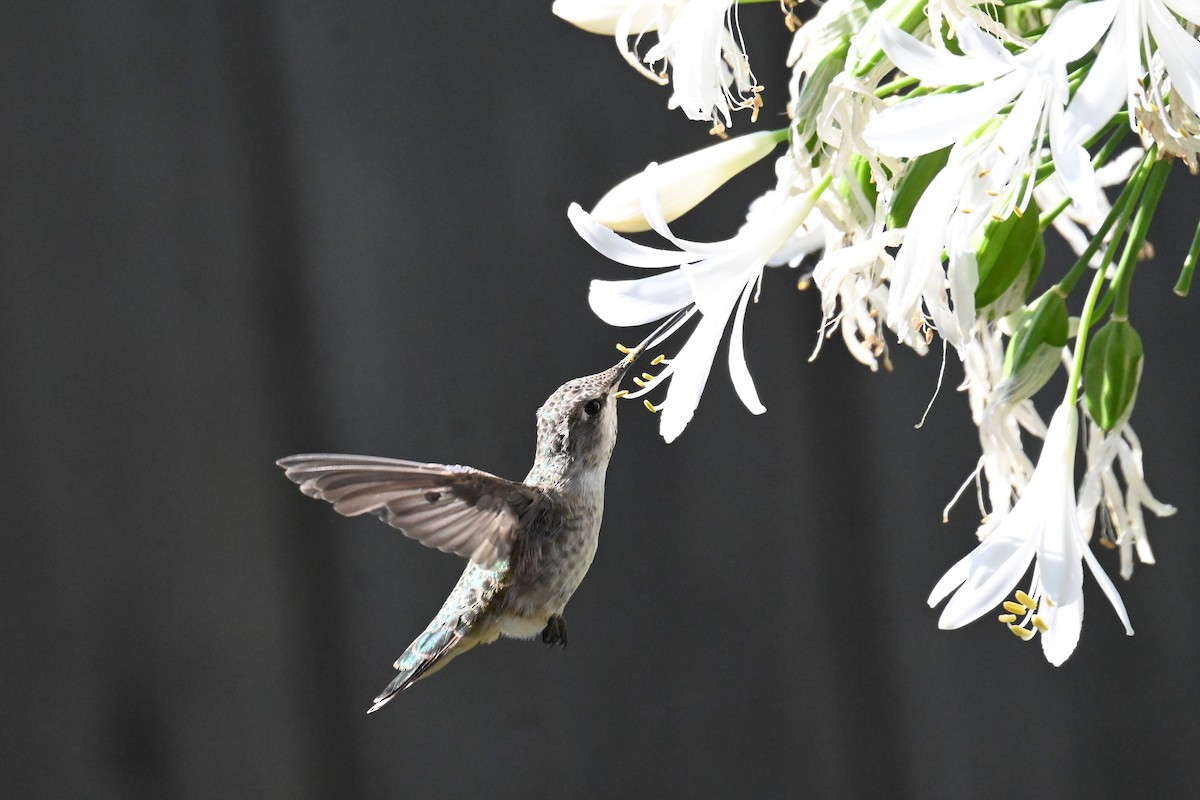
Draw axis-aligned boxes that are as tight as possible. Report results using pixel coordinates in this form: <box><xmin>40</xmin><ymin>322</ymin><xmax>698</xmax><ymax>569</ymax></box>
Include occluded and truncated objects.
<box><xmin>277</xmin><ymin>454</ymin><xmax>537</xmax><ymax>569</ymax></box>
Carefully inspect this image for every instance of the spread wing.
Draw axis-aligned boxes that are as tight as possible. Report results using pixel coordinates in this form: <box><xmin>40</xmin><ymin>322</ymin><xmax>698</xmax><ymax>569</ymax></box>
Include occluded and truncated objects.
<box><xmin>276</xmin><ymin>454</ymin><xmax>537</xmax><ymax>569</ymax></box>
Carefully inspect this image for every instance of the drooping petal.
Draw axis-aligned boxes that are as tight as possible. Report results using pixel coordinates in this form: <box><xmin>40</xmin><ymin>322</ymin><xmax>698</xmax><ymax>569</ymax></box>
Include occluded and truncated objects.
<box><xmin>727</xmin><ymin>282</ymin><xmax>765</xmax><ymax>415</ymax></box>
<box><xmin>928</xmin><ymin>550</ymin><xmax>973</xmax><ymax>608</ymax></box>
<box><xmin>1039</xmin><ymin>596</ymin><xmax>1084</xmax><ymax>666</ymax></box>
<box><xmin>589</xmin><ymin>271</ymin><xmax>693</xmax><ymax>327</ymax></box>
<box><xmin>659</xmin><ymin>304</ymin><xmax>734</xmax><ymax>443</ymax></box>
<box><xmin>568</xmin><ymin>203</ymin><xmax>693</xmax><ymax>268</ymax></box>
<box><xmin>939</xmin><ymin>538</ymin><xmax>1037</xmax><ymax>629</ymax></box>
<box><xmin>1061</xmin><ymin>1</ymin><xmax>1126</xmax><ymax>147</ymax></box>
<box><xmin>1081</xmin><ymin>542</ymin><xmax>1135</xmax><ymax>635</ymax></box>
<box><xmin>1033</xmin><ymin>406</ymin><xmax>1085</xmax><ymax>608</ymax></box>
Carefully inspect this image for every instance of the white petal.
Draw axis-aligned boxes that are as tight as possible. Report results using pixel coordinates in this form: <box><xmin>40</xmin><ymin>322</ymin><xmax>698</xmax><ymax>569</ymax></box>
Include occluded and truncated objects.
<box><xmin>659</xmin><ymin>304</ymin><xmax>733</xmax><ymax>443</ymax></box>
<box><xmin>865</xmin><ymin>72</ymin><xmax>1024</xmax><ymax>157</ymax></box>
<box><xmin>727</xmin><ymin>283</ymin><xmax>765</xmax><ymax>415</ymax></box>
<box><xmin>928</xmin><ymin>550</ymin><xmax>973</xmax><ymax>607</ymax></box>
<box><xmin>1081</xmin><ymin>542</ymin><xmax>1135</xmax><ymax>635</ymax></box>
<box><xmin>1146</xmin><ymin>0</ymin><xmax>1200</xmax><ymax>115</ymax></box>
<box><xmin>939</xmin><ymin>539</ymin><xmax>1036</xmax><ymax>629</ymax></box>
<box><xmin>1043</xmin><ymin>0</ymin><xmax>1121</xmax><ymax>63</ymax></box>
<box><xmin>568</xmin><ymin>203</ymin><xmax>692</xmax><ymax>268</ymax></box>
<box><xmin>1034</xmin><ymin>406</ymin><xmax>1085</xmax><ymax>608</ymax></box>
<box><xmin>1165</xmin><ymin>0</ymin><xmax>1200</xmax><ymax>24</ymax></box>
<box><xmin>589</xmin><ymin>271</ymin><xmax>693</xmax><ymax>327</ymax></box>
<box><xmin>1040</xmin><ymin>596</ymin><xmax>1083</xmax><ymax>666</ymax></box>
<box><xmin>878</xmin><ymin>23</ymin><xmax>1011</xmax><ymax>86</ymax></box>
<box><xmin>1061</xmin><ymin>4</ymin><xmax>1126</xmax><ymax>148</ymax></box>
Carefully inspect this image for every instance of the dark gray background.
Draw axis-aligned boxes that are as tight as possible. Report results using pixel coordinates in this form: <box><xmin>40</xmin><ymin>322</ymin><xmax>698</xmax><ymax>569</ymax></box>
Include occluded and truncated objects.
<box><xmin>2</xmin><ymin>3</ymin><xmax>1198</xmax><ymax>798</ymax></box>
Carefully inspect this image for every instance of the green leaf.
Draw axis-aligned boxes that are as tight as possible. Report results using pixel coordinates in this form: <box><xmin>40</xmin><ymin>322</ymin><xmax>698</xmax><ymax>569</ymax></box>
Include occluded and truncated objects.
<box><xmin>1084</xmin><ymin>319</ymin><xmax>1144</xmax><ymax>431</ymax></box>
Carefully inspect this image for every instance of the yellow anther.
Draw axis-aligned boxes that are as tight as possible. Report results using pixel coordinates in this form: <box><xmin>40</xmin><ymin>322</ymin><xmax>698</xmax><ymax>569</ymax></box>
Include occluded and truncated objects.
<box><xmin>978</xmin><ymin>169</ymin><xmax>991</xmax><ymax>178</ymax></box>
<box><xmin>613</xmin><ymin>390</ymin><xmax>629</xmax><ymax>399</ymax></box>
<box><xmin>639</xmin><ymin>372</ymin><xmax>653</xmax><ymax>381</ymax></box>
<box><xmin>1012</xmin><ymin>206</ymin><xmax>1024</xmax><ymax>218</ymax></box>
<box><xmin>1008</xmin><ymin>624</ymin><xmax>1035</xmax><ymax>641</ymax></box>
<box><xmin>633</xmin><ymin>377</ymin><xmax>646</xmax><ymax>388</ymax></box>
<box><xmin>1015</xmin><ymin>590</ymin><xmax>1037</xmax><ymax>611</ymax></box>
<box><xmin>615</xmin><ymin>343</ymin><xmax>632</xmax><ymax>354</ymax></box>
<box><xmin>1031</xmin><ymin>615</ymin><xmax>1049</xmax><ymax>633</ymax></box>
<box><xmin>651</xmin><ymin>354</ymin><xmax>665</xmax><ymax>366</ymax></box>
<box><xmin>797</xmin><ymin>277</ymin><xmax>811</xmax><ymax>291</ymax></box>
<box><xmin>1044</xmin><ymin>596</ymin><xmax>1054</xmax><ymax>608</ymax></box>
<box><xmin>643</xmin><ymin>399</ymin><xmax>659</xmax><ymax>413</ymax></box>
<box><xmin>1002</xmin><ymin>601</ymin><xmax>1026</xmax><ymax>615</ymax></box>
<box><xmin>998</xmin><ymin>613</ymin><xmax>1018</xmax><ymax>624</ymax></box>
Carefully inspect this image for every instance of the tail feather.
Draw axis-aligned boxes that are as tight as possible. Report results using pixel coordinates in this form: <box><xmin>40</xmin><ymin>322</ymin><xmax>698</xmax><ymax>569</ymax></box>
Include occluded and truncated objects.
<box><xmin>365</xmin><ymin>563</ymin><xmax>506</xmax><ymax>713</ymax></box>
<box><xmin>366</xmin><ymin>627</ymin><xmax>475</xmax><ymax>713</ymax></box>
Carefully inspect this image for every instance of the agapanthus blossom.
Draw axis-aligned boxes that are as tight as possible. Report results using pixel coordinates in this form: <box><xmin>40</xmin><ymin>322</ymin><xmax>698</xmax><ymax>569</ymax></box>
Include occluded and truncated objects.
<box><xmin>864</xmin><ymin>6</ymin><xmax>1114</xmax><ymax>346</ymax></box>
<box><xmin>929</xmin><ymin>404</ymin><xmax>1134</xmax><ymax>665</ymax></box>
<box><xmin>570</xmin><ymin>166</ymin><xmax>826</xmax><ymax>441</ymax></box>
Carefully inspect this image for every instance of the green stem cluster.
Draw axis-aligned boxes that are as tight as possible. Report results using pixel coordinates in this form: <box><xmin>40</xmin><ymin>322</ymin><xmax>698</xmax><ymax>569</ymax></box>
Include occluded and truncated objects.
<box><xmin>1062</xmin><ymin>148</ymin><xmax>1171</xmax><ymax>407</ymax></box>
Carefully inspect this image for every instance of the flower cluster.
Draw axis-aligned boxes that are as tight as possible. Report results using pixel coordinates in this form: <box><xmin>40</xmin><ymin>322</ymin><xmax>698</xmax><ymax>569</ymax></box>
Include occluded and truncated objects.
<box><xmin>552</xmin><ymin>0</ymin><xmax>1193</xmax><ymax>664</ymax></box>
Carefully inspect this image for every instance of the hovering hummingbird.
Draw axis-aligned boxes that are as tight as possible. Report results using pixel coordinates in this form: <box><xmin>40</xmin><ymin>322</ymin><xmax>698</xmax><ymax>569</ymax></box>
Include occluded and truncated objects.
<box><xmin>276</xmin><ymin>321</ymin><xmax>676</xmax><ymax>713</ymax></box>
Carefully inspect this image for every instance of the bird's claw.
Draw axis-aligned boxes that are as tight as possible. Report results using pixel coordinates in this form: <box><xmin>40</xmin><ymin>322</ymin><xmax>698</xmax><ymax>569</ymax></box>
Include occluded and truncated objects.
<box><xmin>541</xmin><ymin>615</ymin><xmax>567</xmax><ymax>649</ymax></box>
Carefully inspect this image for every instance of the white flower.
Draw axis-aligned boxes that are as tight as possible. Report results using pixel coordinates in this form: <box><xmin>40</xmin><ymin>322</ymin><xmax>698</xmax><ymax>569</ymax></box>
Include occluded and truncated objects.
<box><xmin>569</xmin><ymin>168</ymin><xmax>826</xmax><ymax>441</ymax></box>
<box><xmin>642</xmin><ymin>0</ymin><xmax>759</xmax><ymax>126</ymax></box>
<box><xmin>809</xmin><ymin>229</ymin><xmax>905</xmax><ymax>371</ymax></box>
<box><xmin>589</xmin><ymin>130</ymin><xmax>784</xmax><ymax>232</ymax></box>
<box><xmin>1063</xmin><ymin>0</ymin><xmax>1200</xmax><ymax>161</ymax></box>
<box><xmin>864</xmin><ymin>7</ymin><xmax>1113</xmax><ymax>347</ymax></box>
<box><xmin>1078</xmin><ymin>420</ymin><xmax>1176</xmax><ymax>580</ymax></box>
<box><xmin>929</xmin><ymin>404</ymin><xmax>1134</xmax><ymax>665</ymax></box>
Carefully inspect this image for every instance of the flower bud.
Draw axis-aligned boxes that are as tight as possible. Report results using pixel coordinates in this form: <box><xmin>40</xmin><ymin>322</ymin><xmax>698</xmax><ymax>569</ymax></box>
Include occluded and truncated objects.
<box><xmin>974</xmin><ymin>200</ymin><xmax>1042</xmax><ymax>309</ymax></box>
<box><xmin>551</xmin><ymin>0</ymin><xmax>658</xmax><ymax>36</ymax></box>
<box><xmin>1084</xmin><ymin>319</ymin><xmax>1144</xmax><ymax>431</ymax></box>
<box><xmin>590</xmin><ymin>131</ymin><xmax>783</xmax><ymax>232</ymax></box>
<box><xmin>999</xmin><ymin>290</ymin><xmax>1069</xmax><ymax>405</ymax></box>
<box><xmin>885</xmin><ymin>146</ymin><xmax>950</xmax><ymax>229</ymax></box>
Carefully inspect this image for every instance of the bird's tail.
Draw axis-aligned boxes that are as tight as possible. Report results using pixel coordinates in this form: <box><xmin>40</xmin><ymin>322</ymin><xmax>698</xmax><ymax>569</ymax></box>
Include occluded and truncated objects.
<box><xmin>366</xmin><ymin>565</ymin><xmax>505</xmax><ymax>713</ymax></box>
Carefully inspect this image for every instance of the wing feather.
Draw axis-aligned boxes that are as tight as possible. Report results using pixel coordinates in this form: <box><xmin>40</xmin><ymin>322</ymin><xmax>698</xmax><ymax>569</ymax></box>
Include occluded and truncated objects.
<box><xmin>276</xmin><ymin>453</ymin><xmax>536</xmax><ymax>569</ymax></box>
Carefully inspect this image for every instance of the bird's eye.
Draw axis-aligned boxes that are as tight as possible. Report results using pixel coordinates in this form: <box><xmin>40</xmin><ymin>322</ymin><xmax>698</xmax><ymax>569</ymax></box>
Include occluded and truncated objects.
<box><xmin>584</xmin><ymin>398</ymin><xmax>603</xmax><ymax>416</ymax></box>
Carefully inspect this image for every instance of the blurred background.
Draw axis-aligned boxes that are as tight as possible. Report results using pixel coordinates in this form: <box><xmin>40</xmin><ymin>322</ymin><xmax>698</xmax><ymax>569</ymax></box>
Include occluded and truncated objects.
<box><xmin>3</xmin><ymin>3</ymin><xmax>1198</xmax><ymax>798</ymax></box>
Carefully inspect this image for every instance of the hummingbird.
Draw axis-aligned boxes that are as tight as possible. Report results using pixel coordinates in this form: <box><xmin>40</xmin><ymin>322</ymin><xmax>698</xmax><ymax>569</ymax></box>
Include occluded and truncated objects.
<box><xmin>276</xmin><ymin>331</ymin><xmax>669</xmax><ymax>713</ymax></box>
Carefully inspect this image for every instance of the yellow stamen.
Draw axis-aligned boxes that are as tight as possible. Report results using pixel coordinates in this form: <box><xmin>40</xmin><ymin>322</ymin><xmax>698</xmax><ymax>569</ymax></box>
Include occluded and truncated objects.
<box><xmin>1015</xmin><ymin>590</ymin><xmax>1037</xmax><ymax>611</ymax></box>
<box><xmin>643</xmin><ymin>399</ymin><xmax>658</xmax><ymax>413</ymax></box>
<box><xmin>615</xmin><ymin>343</ymin><xmax>632</xmax><ymax>354</ymax></box>
<box><xmin>998</xmin><ymin>613</ymin><xmax>1017</xmax><ymax>624</ymax></box>
<box><xmin>1008</xmin><ymin>624</ymin><xmax>1035</xmax><ymax>641</ymax></box>
<box><xmin>1031</xmin><ymin>615</ymin><xmax>1049</xmax><ymax>633</ymax></box>
<box><xmin>1002</xmin><ymin>601</ymin><xmax>1026</xmax><ymax>615</ymax></box>
<box><xmin>613</xmin><ymin>390</ymin><xmax>629</xmax><ymax>399</ymax></box>
<box><xmin>642</xmin><ymin>372</ymin><xmax>655</xmax><ymax>382</ymax></box>
<box><xmin>1013</xmin><ymin>206</ymin><xmax>1024</xmax><ymax>218</ymax></box>
<box><xmin>650</xmin><ymin>354</ymin><xmax>665</xmax><ymax>366</ymax></box>
<box><xmin>633</xmin><ymin>377</ymin><xmax>646</xmax><ymax>388</ymax></box>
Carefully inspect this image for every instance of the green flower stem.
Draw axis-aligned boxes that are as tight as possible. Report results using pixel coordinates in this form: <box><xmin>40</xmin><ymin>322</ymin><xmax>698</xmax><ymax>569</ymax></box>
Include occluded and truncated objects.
<box><xmin>1110</xmin><ymin>155</ymin><xmax>1171</xmax><ymax>317</ymax></box>
<box><xmin>1055</xmin><ymin>147</ymin><xmax>1156</xmax><ymax>295</ymax></box>
<box><xmin>1066</xmin><ymin>245</ymin><xmax>1112</xmax><ymax>408</ymax></box>
<box><xmin>1174</xmin><ymin>218</ymin><xmax>1200</xmax><ymax>297</ymax></box>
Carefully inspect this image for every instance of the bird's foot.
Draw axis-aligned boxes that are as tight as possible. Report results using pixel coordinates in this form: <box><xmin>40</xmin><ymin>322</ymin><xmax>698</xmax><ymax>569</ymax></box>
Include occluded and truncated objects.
<box><xmin>541</xmin><ymin>615</ymin><xmax>567</xmax><ymax>649</ymax></box>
